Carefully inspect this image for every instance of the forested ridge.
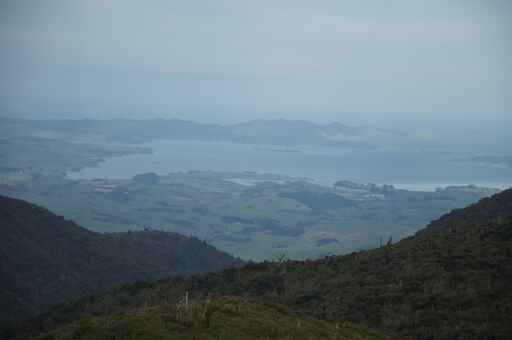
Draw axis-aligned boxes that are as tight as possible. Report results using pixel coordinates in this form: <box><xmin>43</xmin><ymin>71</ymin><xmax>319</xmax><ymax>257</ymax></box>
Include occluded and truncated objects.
<box><xmin>0</xmin><ymin>195</ymin><xmax>241</xmax><ymax>330</ymax></box>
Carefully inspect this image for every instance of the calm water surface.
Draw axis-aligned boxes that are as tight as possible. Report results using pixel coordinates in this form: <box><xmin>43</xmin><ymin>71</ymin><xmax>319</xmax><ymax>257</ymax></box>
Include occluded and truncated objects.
<box><xmin>69</xmin><ymin>140</ymin><xmax>512</xmax><ymax>191</ymax></box>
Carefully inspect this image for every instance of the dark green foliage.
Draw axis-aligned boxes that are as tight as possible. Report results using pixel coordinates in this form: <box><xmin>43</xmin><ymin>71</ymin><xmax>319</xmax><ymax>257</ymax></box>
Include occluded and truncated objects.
<box><xmin>25</xmin><ymin>189</ymin><xmax>512</xmax><ymax>340</ymax></box>
<box><xmin>0</xmin><ymin>195</ymin><xmax>241</xmax><ymax>329</ymax></box>
<box><xmin>31</xmin><ymin>296</ymin><xmax>391</xmax><ymax>340</ymax></box>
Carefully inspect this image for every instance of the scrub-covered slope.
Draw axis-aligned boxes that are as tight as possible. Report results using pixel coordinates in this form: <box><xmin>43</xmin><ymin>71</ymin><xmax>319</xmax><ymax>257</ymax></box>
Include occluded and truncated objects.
<box><xmin>32</xmin><ymin>296</ymin><xmax>390</xmax><ymax>340</ymax></box>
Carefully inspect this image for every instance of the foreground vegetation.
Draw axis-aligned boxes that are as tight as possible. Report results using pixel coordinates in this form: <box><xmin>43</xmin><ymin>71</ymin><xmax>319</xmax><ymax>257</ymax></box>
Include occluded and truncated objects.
<box><xmin>21</xmin><ymin>189</ymin><xmax>512</xmax><ymax>340</ymax></box>
<box><xmin>31</xmin><ymin>296</ymin><xmax>390</xmax><ymax>340</ymax></box>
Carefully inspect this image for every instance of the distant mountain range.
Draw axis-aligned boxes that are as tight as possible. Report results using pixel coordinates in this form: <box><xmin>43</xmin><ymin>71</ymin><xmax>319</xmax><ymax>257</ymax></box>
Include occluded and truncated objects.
<box><xmin>0</xmin><ymin>117</ymin><xmax>410</xmax><ymax>148</ymax></box>
<box><xmin>0</xmin><ymin>195</ymin><xmax>241</xmax><ymax>329</ymax></box>
<box><xmin>16</xmin><ymin>188</ymin><xmax>512</xmax><ymax>340</ymax></box>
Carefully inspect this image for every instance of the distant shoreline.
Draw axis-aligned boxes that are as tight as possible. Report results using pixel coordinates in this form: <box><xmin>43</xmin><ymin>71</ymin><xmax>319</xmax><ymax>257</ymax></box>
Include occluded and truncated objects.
<box><xmin>65</xmin><ymin>139</ymin><xmax>511</xmax><ymax>193</ymax></box>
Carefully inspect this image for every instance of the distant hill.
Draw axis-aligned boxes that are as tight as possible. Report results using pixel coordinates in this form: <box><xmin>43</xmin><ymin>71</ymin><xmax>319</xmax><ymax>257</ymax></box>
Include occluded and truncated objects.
<box><xmin>231</xmin><ymin>119</ymin><xmax>404</xmax><ymax>147</ymax></box>
<box><xmin>0</xmin><ymin>117</ymin><xmax>407</xmax><ymax>148</ymax></box>
<box><xmin>0</xmin><ymin>195</ymin><xmax>241</xmax><ymax>329</ymax></box>
<box><xmin>23</xmin><ymin>189</ymin><xmax>512</xmax><ymax>340</ymax></box>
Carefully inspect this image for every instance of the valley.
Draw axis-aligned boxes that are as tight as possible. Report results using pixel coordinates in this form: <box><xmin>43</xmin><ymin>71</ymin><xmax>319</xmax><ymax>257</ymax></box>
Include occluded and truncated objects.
<box><xmin>12</xmin><ymin>188</ymin><xmax>512</xmax><ymax>340</ymax></box>
<box><xmin>0</xmin><ymin>120</ymin><xmax>505</xmax><ymax>260</ymax></box>
<box><xmin>2</xmin><ymin>3</ymin><xmax>511</xmax><ymax>339</ymax></box>
<box><xmin>0</xmin><ymin>167</ymin><xmax>498</xmax><ymax>260</ymax></box>
<box><xmin>1</xmin><ymin>118</ymin><xmax>510</xmax><ymax>339</ymax></box>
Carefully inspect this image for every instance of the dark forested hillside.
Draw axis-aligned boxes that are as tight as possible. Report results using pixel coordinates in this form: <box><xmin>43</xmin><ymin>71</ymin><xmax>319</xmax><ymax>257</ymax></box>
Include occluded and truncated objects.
<box><xmin>0</xmin><ymin>195</ymin><xmax>241</xmax><ymax>329</ymax></box>
<box><xmin>24</xmin><ymin>189</ymin><xmax>512</xmax><ymax>340</ymax></box>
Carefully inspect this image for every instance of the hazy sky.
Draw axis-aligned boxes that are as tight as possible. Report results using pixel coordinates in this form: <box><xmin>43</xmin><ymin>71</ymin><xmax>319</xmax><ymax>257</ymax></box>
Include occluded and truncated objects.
<box><xmin>1</xmin><ymin>0</ymin><xmax>511</xmax><ymax>131</ymax></box>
